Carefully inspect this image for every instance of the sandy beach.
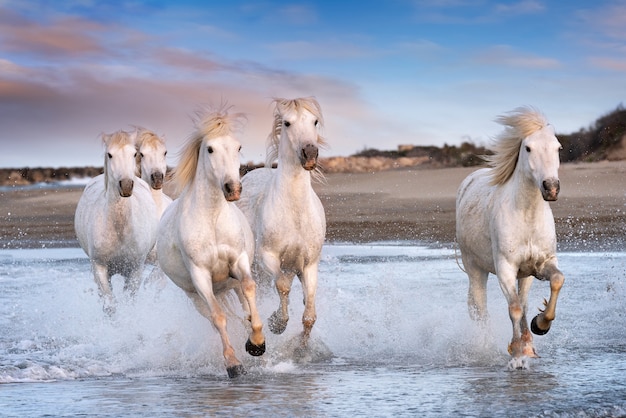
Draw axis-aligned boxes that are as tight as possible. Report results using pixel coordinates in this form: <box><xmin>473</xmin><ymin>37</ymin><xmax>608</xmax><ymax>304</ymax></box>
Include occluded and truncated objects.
<box><xmin>0</xmin><ymin>160</ymin><xmax>624</xmax><ymax>251</ymax></box>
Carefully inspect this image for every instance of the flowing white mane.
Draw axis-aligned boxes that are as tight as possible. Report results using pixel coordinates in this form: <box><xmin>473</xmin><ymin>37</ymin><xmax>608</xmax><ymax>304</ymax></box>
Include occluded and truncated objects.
<box><xmin>485</xmin><ymin>106</ymin><xmax>550</xmax><ymax>186</ymax></box>
<box><xmin>172</xmin><ymin>106</ymin><xmax>245</xmax><ymax>194</ymax></box>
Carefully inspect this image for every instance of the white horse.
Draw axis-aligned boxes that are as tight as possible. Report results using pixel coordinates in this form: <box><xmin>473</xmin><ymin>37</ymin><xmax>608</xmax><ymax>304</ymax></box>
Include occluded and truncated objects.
<box><xmin>156</xmin><ymin>107</ymin><xmax>265</xmax><ymax>378</ymax></box>
<box><xmin>237</xmin><ymin>97</ymin><xmax>327</xmax><ymax>348</ymax></box>
<box><xmin>134</xmin><ymin>128</ymin><xmax>173</xmax><ymax>267</ymax></box>
<box><xmin>74</xmin><ymin>130</ymin><xmax>158</xmax><ymax>314</ymax></box>
<box><xmin>134</xmin><ymin>128</ymin><xmax>173</xmax><ymax>218</ymax></box>
<box><xmin>456</xmin><ymin>107</ymin><xmax>565</xmax><ymax>369</ymax></box>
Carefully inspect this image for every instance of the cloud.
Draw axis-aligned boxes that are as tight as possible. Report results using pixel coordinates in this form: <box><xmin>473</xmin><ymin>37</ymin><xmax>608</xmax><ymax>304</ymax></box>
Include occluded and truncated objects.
<box><xmin>588</xmin><ymin>56</ymin><xmax>626</xmax><ymax>72</ymax></box>
<box><xmin>577</xmin><ymin>2</ymin><xmax>626</xmax><ymax>41</ymax></box>
<box><xmin>0</xmin><ymin>4</ymin><xmax>376</xmax><ymax>168</ymax></box>
<box><xmin>473</xmin><ymin>45</ymin><xmax>561</xmax><ymax>69</ymax></box>
<box><xmin>0</xmin><ymin>8</ymin><xmax>108</xmax><ymax>58</ymax></box>
<box><xmin>265</xmin><ymin>39</ymin><xmax>376</xmax><ymax>60</ymax></box>
<box><xmin>494</xmin><ymin>0</ymin><xmax>545</xmax><ymax>15</ymax></box>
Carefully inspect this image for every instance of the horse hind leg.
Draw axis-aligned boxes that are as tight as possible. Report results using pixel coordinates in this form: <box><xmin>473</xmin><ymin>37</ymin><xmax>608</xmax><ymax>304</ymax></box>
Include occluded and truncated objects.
<box><xmin>123</xmin><ymin>265</ymin><xmax>143</xmax><ymax>298</ymax></box>
<box><xmin>531</xmin><ymin>263</ymin><xmax>565</xmax><ymax>335</ymax></box>
<box><xmin>93</xmin><ymin>263</ymin><xmax>115</xmax><ymax>316</ymax></box>
<box><xmin>465</xmin><ymin>260</ymin><xmax>489</xmax><ymax>322</ymax></box>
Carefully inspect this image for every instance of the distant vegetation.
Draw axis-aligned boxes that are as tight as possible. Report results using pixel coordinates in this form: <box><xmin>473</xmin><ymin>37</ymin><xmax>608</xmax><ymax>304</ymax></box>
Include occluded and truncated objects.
<box><xmin>1</xmin><ymin>105</ymin><xmax>625</xmax><ymax>185</ymax></box>
<box><xmin>558</xmin><ymin>104</ymin><xmax>626</xmax><ymax>162</ymax></box>
<box><xmin>353</xmin><ymin>104</ymin><xmax>626</xmax><ymax>167</ymax></box>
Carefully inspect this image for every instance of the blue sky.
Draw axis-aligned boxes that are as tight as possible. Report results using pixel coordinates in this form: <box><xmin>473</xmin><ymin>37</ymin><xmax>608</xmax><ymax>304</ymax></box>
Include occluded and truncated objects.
<box><xmin>1</xmin><ymin>0</ymin><xmax>625</xmax><ymax>168</ymax></box>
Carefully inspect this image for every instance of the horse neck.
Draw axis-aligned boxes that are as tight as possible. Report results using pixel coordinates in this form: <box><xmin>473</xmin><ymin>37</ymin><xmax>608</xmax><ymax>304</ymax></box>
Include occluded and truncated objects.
<box><xmin>182</xmin><ymin>175</ymin><xmax>228</xmax><ymax>219</ymax></box>
<box><xmin>506</xmin><ymin>166</ymin><xmax>547</xmax><ymax>213</ymax></box>
<box><xmin>274</xmin><ymin>161</ymin><xmax>314</xmax><ymax>199</ymax></box>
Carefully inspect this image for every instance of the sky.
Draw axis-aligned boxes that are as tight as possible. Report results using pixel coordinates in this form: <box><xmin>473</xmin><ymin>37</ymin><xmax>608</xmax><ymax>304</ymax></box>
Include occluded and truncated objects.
<box><xmin>1</xmin><ymin>0</ymin><xmax>625</xmax><ymax>168</ymax></box>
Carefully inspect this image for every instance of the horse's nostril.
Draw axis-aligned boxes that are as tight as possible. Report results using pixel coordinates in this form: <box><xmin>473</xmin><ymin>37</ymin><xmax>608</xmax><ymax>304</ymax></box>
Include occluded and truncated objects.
<box><xmin>302</xmin><ymin>144</ymin><xmax>318</xmax><ymax>160</ymax></box>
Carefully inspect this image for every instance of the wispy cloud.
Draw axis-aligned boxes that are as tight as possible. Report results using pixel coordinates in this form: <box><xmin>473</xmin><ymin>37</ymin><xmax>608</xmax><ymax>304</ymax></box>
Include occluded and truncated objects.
<box><xmin>494</xmin><ymin>0</ymin><xmax>545</xmax><ymax>15</ymax></box>
<box><xmin>577</xmin><ymin>2</ymin><xmax>626</xmax><ymax>41</ymax></box>
<box><xmin>473</xmin><ymin>45</ymin><xmax>561</xmax><ymax>69</ymax></box>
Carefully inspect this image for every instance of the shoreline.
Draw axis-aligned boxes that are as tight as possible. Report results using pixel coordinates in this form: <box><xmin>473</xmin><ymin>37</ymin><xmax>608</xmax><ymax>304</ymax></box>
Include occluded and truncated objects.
<box><xmin>0</xmin><ymin>161</ymin><xmax>624</xmax><ymax>252</ymax></box>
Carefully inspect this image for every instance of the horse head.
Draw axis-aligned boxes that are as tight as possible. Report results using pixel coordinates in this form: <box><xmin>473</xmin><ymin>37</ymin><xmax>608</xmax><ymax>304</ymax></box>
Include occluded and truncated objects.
<box><xmin>136</xmin><ymin>130</ymin><xmax>168</xmax><ymax>191</ymax></box>
<box><xmin>201</xmin><ymin>135</ymin><xmax>243</xmax><ymax>202</ymax></box>
<box><xmin>270</xmin><ymin>97</ymin><xmax>325</xmax><ymax>171</ymax></box>
<box><xmin>103</xmin><ymin>130</ymin><xmax>138</xmax><ymax>198</ymax></box>
<box><xmin>519</xmin><ymin>124</ymin><xmax>562</xmax><ymax>201</ymax></box>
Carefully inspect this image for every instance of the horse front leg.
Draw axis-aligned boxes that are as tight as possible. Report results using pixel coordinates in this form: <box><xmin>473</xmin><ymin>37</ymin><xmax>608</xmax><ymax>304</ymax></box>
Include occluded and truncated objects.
<box><xmin>518</xmin><ymin>275</ymin><xmax>537</xmax><ymax>357</ymax></box>
<box><xmin>299</xmin><ymin>263</ymin><xmax>319</xmax><ymax>347</ymax></box>
<box><xmin>188</xmin><ymin>266</ymin><xmax>244</xmax><ymax>378</ymax></box>
<box><xmin>232</xmin><ymin>255</ymin><xmax>266</xmax><ymax>357</ymax></box>
<box><xmin>268</xmin><ymin>271</ymin><xmax>294</xmax><ymax>335</ymax></box>
<box><xmin>497</xmin><ymin>265</ymin><xmax>536</xmax><ymax>364</ymax></box>
<box><xmin>531</xmin><ymin>261</ymin><xmax>565</xmax><ymax>335</ymax></box>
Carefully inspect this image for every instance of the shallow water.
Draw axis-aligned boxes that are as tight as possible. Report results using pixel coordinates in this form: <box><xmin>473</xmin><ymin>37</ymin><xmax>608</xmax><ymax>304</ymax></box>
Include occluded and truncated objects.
<box><xmin>1</xmin><ymin>244</ymin><xmax>625</xmax><ymax>417</ymax></box>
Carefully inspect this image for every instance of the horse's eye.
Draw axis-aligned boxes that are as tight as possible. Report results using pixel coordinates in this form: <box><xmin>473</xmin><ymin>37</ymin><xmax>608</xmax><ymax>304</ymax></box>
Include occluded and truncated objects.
<box><xmin>525</xmin><ymin>146</ymin><xmax>531</xmax><ymax>152</ymax></box>
<box><xmin>107</xmin><ymin>152</ymin><xmax>113</xmax><ymax>159</ymax></box>
<box><xmin>164</xmin><ymin>151</ymin><xmax>167</xmax><ymax>156</ymax></box>
<box><xmin>238</xmin><ymin>145</ymin><xmax>242</xmax><ymax>152</ymax></box>
<box><xmin>314</xmin><ymin>119</ymin><xmax>319</xmax><ymax>126</ymax></box>
<box><xmin>284</xmin><ymin>121</ymin><xmax>291</xmax><ymax>127</ymax></box>
<box><xmin>208</xmin><ymin>146</ymin><xmax>213</xmax><ymax>154</ymax></box>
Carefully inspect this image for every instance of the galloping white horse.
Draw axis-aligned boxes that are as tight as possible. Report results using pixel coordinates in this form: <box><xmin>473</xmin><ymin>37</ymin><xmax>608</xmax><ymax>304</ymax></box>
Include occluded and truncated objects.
<box><xmin>456</xmin><ymin>107</ymin><xmax>565</xmax><ymax>368</ymax></box>
<box><xmin>134</xmin><ymin>128</ymin><xmax>173</xmax><ymax>218</ymax></box>
<box><xmin>156</xmin><ymin>107</ymin><xmax>265</xmax><ymax>378</ymax></box>
<box><xmin>75</xmin><ymin>130</ymin><xmax>158</xmax><ymax>314</ymax></box>
<box><xmin>237</xmin><ymin>97</ymin><xmax>327</xmax><ymax>348</ymax></box>
<box><xmin>134</xmin><ymin>128</ymin><xmax>173</xmax><ymax>267</ymax></box>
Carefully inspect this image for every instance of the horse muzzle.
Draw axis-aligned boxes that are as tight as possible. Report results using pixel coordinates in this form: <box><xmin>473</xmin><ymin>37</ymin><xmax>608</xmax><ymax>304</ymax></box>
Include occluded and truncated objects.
<box><xmin>119</xmin><ymin>179</ymin><xmax>134</xmax><ymax>197</ymax></box>
<box><xmin>541</xmin><ymin>178</ymin><xmax>560</xmax><ymax>201</ymax></box>
<box><xmin>150</xmin><ymin>171</ymin><xmax>164</xmax><ymax>190</ymax></box>
<box><xmin>300</xmin><ymin>144</ymin><xmax>318</xmax><ymax>171</ymax></box>
<box><xmin>223</xmin><ymin>180</ymin><xmax>242</xmax><ymax>202</ymax></box>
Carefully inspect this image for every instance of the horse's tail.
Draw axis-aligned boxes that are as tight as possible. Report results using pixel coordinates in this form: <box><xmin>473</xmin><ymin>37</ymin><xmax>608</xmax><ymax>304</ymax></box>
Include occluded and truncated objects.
<box><xmin>454</xmin><ymin>239</ymin><xmax>466</xmax><ymax>273</ymax></box>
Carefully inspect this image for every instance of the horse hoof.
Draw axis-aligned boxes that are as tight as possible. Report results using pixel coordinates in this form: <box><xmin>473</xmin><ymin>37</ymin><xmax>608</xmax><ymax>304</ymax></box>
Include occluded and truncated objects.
<box><xmin>531</xmin><ymin>315</ymin><xmax>550</xmax><ymax>335</ymax></box>
<box><xmin>226</xmin><ymin>364</ymin><xmax>246</xmax><ymax>379</ymax></box>
<box><xmin>246</xmin><ymin>339</ymin><xmax>266</xmax><ymax>357</ymax></box>
<box><xmin>268</xmin><ymin>312</ymin><xmax>287</xmax><ymax>334</ymax></box>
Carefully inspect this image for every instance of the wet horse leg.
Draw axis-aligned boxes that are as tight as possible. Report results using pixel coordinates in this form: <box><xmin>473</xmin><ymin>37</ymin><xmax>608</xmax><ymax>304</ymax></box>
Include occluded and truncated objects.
<box><xmin>268</xmin><ymin>271</ymin><xmax>294</xmax><ymax>335</ymax></box>
<box><xmin>464</xmin><ymin>258</ymin><xmax>489</xmax><ymax>322</ymax></box>
<box><xmin>299</xmin><ymin>263</ymin><xmax>319</xmax><ymax>347</ymax></box>
<box><xmin>232</xmin><ymin>258</ymin><xmax>266</xmax><ymax>356</ymax></box>
<box><xmin>187</xmin><ymin>266</ymin><xmax>244</xmax><ymax>378</ymax></box>
<box><xmin>93</xmin><ymin>263</ymin><xmax>115</xmax><ymax>315</ymax></box>
<box><xmin>517</xmin><ymin>275</ymin><xmax>538</xmax><ymax>357</ymax></box>
<box><xmin>531</xmin><ymin>262</ymin><xmax>565</xmax><ymax>335</ymax></box>
<box><xmin>123</xmin><ymin>265</ymin><xmax>142</xmax><ymax>297</ymax></box>
<box><xmin>497</xmin><ymin>264</ymin><xmax>534</xmax><ymax>360</ymax></box>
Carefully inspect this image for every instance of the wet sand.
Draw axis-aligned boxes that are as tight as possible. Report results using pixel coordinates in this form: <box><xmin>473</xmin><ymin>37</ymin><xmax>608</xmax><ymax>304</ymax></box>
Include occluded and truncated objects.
<box><xmin>0</xmin><ymin>161</ymin><xmax>624</xmax><ymax>251</ymax></box>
